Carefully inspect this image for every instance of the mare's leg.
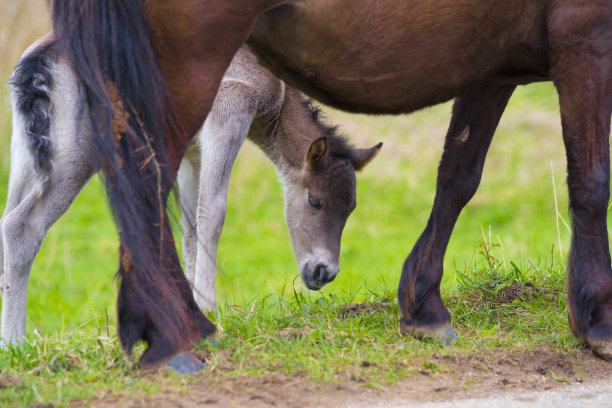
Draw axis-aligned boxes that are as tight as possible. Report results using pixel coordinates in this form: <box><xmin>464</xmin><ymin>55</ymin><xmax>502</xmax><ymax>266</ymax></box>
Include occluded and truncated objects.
<box><xmin>52</xmin><ymin>0</ymin><xmax>274</xmax><ymax>369</ymax></box>
<box><xmin>398</xmin><ymin>85</ymin><xmax>515</xmax><ymax>343</ymax></box>
<box><xmin>1</xmin><ymin>144</ymin><xmax>94</xmax><ymax>344</ymax></box>
<box><xmin>178</xmin><ymin>141</ymin><xmax>202</xmax><ymax>286</ymax></box>
<box><xmin>113</xmin><ymin>2</ymin><xmax>261</xmax><ymax>367</ymax></box>
<box><xmin>193</xmin><ymin>82</ymin><xmax>254</xmax><ymax>312</ymax></box>
<box><xmin>549</xmin><ymin>20</ymin><xmax>612</xmax><ymax>359</ymax></box>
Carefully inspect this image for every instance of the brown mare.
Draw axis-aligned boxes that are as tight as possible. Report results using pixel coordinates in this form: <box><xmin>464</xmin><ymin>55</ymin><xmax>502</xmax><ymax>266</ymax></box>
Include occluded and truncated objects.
<box><xmin>50</xmin><ymin>0</ymin><xmax>612</xmax><ymax>369</ymax></box>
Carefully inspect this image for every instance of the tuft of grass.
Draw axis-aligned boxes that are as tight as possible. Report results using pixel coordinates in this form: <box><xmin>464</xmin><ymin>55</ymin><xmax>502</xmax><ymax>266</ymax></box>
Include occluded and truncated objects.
<box><xmin>449</xmin><ymin>238</ymin><xmax>573</xmax><ymax>352</ymax></box>
<box><xmin>0</xmin><ymin>320</ymin><xmax>142</xmax><ymax>406</ymax></box>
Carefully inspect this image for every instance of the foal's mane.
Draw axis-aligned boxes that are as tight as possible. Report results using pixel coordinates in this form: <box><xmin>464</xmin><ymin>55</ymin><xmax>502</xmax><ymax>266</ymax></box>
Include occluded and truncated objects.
<box><xmin>300</xmin><ymin>96</ymin><xmax>354</xmax><ymax>160</ymax></box>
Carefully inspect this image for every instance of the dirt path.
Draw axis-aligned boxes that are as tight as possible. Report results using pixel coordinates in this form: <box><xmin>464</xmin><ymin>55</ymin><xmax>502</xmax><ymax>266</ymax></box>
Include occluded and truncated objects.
<box><xmin>347</xmin><ymin>380</ymin><xmax>612</xmax><ymax>408</ymax></box>
<box><xmin>72</xmin><ymin>348</ymin><xmax>611</xmax><ymax>408</ymax></box>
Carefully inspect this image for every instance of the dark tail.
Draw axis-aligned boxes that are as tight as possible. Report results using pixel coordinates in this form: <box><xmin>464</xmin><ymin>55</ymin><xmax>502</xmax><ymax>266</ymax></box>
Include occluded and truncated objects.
<box><xmin>9</xmin><ymin>40</ymin><xmax>56</xmax><ymax>177</ymax></box>
<box><xmin>51</xmin><ymin>0</ymin><xmax>215</xmax><ymax>366</ymax></box>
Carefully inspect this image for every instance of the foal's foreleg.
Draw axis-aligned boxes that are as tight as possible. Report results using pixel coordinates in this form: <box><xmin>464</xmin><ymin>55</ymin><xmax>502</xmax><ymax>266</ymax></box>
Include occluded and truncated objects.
<box><xmin>192</xmin><ymin>83</ymin><xmax>254</xmax><ymax>312</ymax></box>
<box><xmin>178</xmin><ymin>142</ymin><xmax>202</xmax><ymax>286</ymax></box>
<box><xmin>398</xmin><ymin>85</ymin><xmax>515</xmax><ymax>344</ymax></box>
<box><xmin>552</xmin><ymin>48</ymin><xmax>612</xmax><ymax>360</ymax></box>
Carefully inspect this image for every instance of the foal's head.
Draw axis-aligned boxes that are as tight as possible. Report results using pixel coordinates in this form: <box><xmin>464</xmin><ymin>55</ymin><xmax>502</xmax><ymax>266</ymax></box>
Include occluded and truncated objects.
<box><xmin>281</xmin><ymin>101</ymin><xmax>381</xmax><ymax>290</ymax></box>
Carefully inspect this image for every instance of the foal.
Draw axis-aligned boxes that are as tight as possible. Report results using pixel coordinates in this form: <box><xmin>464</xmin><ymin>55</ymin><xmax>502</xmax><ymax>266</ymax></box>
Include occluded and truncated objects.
<box><xmin>0</xmin><ymin>37</ymin><xmax>380</xmax><ymax>344</ymax></box>
<box><xmin>178</xmin><ymin>46</ymin><xmax>381</xmax><ymax>310</ymax></box>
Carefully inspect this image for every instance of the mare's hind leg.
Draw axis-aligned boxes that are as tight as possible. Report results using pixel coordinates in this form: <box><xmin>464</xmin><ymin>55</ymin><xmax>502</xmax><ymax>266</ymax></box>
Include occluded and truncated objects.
<box><xmin>398</xmin><ymin>85</ymin><xmax>515</xmax><ymax>344</ymax></box>
<box><xmin>550</xmin><ymin>26</ymin><xmax>612</xmax><ymax>359</ymax></box>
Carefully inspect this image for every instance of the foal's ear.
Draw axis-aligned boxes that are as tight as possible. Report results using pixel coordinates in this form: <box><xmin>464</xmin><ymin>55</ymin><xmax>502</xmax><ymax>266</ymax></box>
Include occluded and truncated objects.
<box><xmin>351</xmin><ymin>142</ymin><xmax>383</xmax><ymax>171</ymax></box>
<box><xmin>306</xmin><ymin>136</ymin><xmax>328</xmax><ymax>166</ymax></box>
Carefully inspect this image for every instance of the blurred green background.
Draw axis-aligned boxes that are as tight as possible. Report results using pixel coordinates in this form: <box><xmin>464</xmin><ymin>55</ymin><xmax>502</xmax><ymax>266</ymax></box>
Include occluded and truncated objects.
<box><xmin>0</xmin><ymin>1</ymin><xmax>596</xmax><ymax>336</ymax></box>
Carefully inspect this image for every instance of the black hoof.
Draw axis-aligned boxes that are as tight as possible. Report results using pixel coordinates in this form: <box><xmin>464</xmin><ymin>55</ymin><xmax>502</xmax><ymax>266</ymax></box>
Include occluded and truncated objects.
<box><xmin>166</xmin><ymin>352</ymin><xmax>205</xmax><ymax>374</ymax></box>
<box><xmin>400</xmin><ymin>321</ymin><xmax>457</xmax><ymax>345</ymax></box>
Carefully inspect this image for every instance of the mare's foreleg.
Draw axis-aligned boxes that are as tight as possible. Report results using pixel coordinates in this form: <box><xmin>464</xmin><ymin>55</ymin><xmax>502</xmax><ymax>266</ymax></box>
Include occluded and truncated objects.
<box><xmin>398</xmin><ymin>85</ymin><xmax>515</xmax><ymax>343</ymax></box>
<box><xmin>551</xmin><ymin>38</ymin><xmax>612</xmax><ymax>360</ymax></box>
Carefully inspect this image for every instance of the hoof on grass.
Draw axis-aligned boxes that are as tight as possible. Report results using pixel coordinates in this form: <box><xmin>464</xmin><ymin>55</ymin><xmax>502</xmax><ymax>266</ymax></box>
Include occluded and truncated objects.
<box><xmin>400</xmin><ymin>322</ymin><xmax>457</xmax><ymax>346</ymax></box>
<box><xmin>166</xmin><ymin>352</ymin><xmax>205</xmax><ymax>374</ymax></box>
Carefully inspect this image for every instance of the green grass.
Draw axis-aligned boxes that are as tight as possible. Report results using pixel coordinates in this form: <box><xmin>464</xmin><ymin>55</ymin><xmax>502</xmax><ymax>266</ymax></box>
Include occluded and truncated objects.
<box><xmin>0</xmin><ymin>83</ymin><xmax>578</xmax><ymax>335</ymax></box>
<box><xmin>0</xmin><ymin>250</ymin><xmax>579</xmax><ymax>406</ymax></box>
<box><xmin>208</xmin><ymin>250</ymin><xmax>575</xmax><ymax>384</ymax></box>
<box><xmin>0</xmin><ymin>81</ymin><xmax>591</xmax><ymax>406</ymax></box>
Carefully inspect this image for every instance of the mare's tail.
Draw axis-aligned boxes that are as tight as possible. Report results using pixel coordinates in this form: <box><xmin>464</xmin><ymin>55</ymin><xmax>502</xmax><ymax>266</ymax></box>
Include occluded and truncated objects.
<box><xmin>51</xmin><ymin>0</ymin><xmax>215</xmax><ymax>366</ymax></box>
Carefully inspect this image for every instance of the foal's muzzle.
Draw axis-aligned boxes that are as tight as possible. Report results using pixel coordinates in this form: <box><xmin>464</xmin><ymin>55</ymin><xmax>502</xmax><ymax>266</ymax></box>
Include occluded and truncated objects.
<box><xmin>302</xmin><ymin>263</ymin><xmax>337</xmax><ymax>290</ymax></box>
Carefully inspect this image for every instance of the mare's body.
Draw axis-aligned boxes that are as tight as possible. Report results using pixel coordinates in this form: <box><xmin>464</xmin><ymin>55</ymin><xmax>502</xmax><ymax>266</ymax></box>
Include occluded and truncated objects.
<box><xmin>50</xmin><ymin>0</ymin><xmax>612</xmax><ymax>366</ymax></box>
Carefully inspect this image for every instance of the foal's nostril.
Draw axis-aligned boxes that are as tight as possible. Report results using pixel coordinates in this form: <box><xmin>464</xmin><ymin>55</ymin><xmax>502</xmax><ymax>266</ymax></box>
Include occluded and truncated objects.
<box><xmin>324</xmin><ymin>270</ymin><xmax>336</xmax><ymax>283</ymax></box>
<box><xmin>313</xmin><ymin>263</ymin><xmax>326</xmax><ymax>283</ymax></box>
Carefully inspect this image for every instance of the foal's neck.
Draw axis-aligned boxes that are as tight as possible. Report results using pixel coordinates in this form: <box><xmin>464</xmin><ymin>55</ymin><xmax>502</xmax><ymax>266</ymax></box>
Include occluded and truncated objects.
<box><xmin>250</xmin><ymin>88</ymin><xmax>318</xmax><ymax>172</ymax></box>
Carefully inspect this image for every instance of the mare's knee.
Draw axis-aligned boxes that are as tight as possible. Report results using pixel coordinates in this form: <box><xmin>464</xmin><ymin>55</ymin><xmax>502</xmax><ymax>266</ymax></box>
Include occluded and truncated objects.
<box><xmin>568</xmin><ymin>166</ymin><xmax>610</xmax><ymax>221</ymax></box>
<box><xmin>439</xmin><ymin>163</ymin><xmax>483</xmax><ymax>209</ymax></box>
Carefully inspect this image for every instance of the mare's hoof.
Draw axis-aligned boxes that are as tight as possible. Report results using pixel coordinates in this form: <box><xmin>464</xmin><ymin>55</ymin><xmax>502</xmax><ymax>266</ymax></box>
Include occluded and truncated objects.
<box><xmin>587</xmin><ymin>338</ymin><xmax>612</xmax><ymax>362</ymax></box>
<box><xmin>438</xmin><ymin>325</ymin><xmax>458</xmax><ymax>345</ymax></box>
<box><xmin>166</xmin><ymin>352</ymin><xmax>205</xmax><ymax>374</ymax></box>
<box><xmin>400</xmin><ymin>322</ymin><xmax>457</xmax><ymax>346</ymax></box>
<box><xmin>587</xmin><ymin>325</ymin><xmax>612</xmax><ymax>362</ymax></box>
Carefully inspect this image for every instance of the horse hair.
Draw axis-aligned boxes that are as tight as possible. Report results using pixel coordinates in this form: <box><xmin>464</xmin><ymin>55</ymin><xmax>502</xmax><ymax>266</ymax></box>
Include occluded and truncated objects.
<box><xmin>51</xmin><ymin>0</ymin><xmax>215</xmax><ymax>363</ymax></box>
<box><xmin>299</xmin><ymin>96</ymin><xmax>355</xmax><ymax>161</ymax></box>
<box><xmin>9</xmin><ymin>41</ymin><xmax>56</xmax><ymax>177</ymax></box>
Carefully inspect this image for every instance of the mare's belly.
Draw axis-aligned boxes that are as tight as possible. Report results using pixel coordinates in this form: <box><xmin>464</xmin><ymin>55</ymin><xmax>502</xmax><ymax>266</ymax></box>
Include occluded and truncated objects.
<box><xmin>249</xmin><ymin>0</ymin><xmax>547</xmax><ymax>114</ymax></box>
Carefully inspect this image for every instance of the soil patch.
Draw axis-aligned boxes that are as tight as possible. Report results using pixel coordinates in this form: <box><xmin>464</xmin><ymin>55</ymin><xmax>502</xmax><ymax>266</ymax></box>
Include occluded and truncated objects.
<box><xmin>0</xmin><ymin>375</ymin><xmax>21</xmax><ymax>389</ymax></box>
<box><xmin>339</xmin><ymin>303</ymin><xmax>384</xmax><ymax>318</ymax></box>
<box><xmin>497</xmin><ymin>282</ymin><xmax>559</xmax><ymax>304</ymax></box>
<box><xmin>71</xmin><ymin>347</ymin><xmax>610</xmax><ymax>408</ymax></box>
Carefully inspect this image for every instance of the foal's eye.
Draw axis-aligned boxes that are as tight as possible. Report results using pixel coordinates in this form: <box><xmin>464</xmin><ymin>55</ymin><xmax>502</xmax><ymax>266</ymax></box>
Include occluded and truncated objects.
<box><xmin>308</xmin><ymin>195</ymin><xmax>322</xmax><ymax>210</ymax></box>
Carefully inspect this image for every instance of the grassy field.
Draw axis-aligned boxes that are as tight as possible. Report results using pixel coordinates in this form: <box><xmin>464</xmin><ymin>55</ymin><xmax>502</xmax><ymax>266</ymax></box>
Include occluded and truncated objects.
<box><xmin>0</xmin><ymin>73</ymin><xmax>574</xmax><ymax>332</ymax></box>
<box><xmin>0</xmin><ymin>3</ymin><xmax>579</xmax><ymax>334</ymax></box>
<box><xmin>0</xmin><ymin>81</ymin><xmax>575</xmax><ymax>332</ymax></box>
<box><xmin>0</xmin><ymin>2</ymin><xmax>611</xmax><ymax>407</ymax></box>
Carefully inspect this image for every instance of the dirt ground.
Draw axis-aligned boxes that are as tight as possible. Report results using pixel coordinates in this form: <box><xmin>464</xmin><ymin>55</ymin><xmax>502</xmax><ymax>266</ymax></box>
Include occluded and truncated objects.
<box><xmin>71</xmin><ymin>347</ymin><xmax>611</xmax><ymax>408</ymax></box>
